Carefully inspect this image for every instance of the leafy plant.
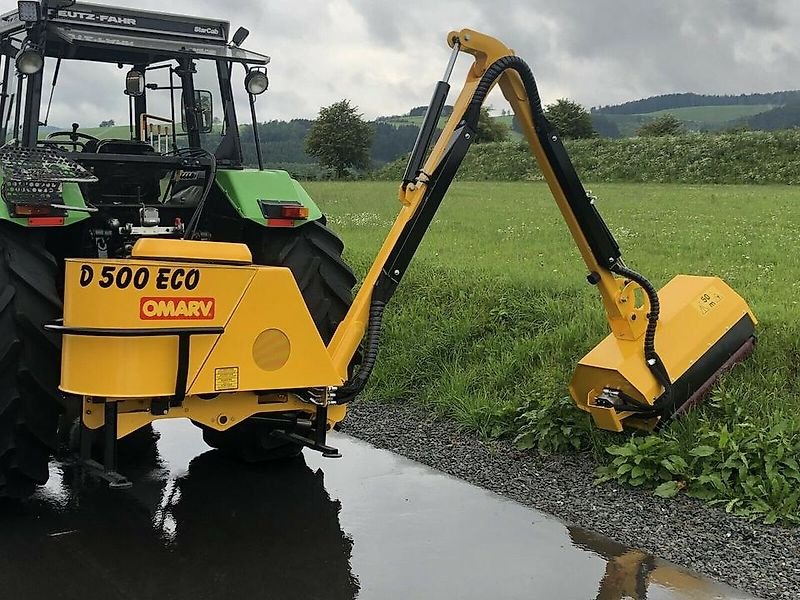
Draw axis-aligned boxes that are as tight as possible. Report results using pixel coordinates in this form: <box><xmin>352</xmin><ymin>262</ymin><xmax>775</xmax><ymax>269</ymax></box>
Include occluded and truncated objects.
<box><xmin>514</xmin><ymin>395</ymin><xmax>593</xmax><ymax>453</ymax></box>
<box><xmin>596</xmin><ymin>392</ymin><xmax>800</xmax><ymax>524</ymax></box>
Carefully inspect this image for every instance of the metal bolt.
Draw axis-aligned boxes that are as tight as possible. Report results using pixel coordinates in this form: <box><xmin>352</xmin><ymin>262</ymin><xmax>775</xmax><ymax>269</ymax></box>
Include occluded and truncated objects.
<box><xmin>551</xmin><ymin>135</ymin><xmax>558</xmax><ymax>142</ymax></box>
<box><xmin>393</xmin><ymin>269</ymin><xmax>400</xmax><ymax>276</ymax></box>
<box><xmin>218</xmin><ymin>415</ymin><xmax>228</xmax><ymax>425</ymax></box>
<box><xmin>85</xmin><ymin>410</ymin><xmax>91</xmax><ymax>415</ymax></box>
<box><xmin>465</xmin><ymin>133</ymin><xmax>471</xmax><ymax>139</ymax></box>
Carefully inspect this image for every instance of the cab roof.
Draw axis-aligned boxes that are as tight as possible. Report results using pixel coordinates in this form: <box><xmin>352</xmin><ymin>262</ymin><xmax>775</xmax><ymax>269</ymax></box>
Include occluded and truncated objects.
<box><xmin>0</xmin><ymin>2</ymin><xmax>269</xmax><ymax>65</ymax></box>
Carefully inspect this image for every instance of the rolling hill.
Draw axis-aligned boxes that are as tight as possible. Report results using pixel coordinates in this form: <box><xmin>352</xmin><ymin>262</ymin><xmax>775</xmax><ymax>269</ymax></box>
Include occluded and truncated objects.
<box><xmin>591</xmin><ymin>91</ymin><xmax>800</xmax><ymax>136</ymax></box>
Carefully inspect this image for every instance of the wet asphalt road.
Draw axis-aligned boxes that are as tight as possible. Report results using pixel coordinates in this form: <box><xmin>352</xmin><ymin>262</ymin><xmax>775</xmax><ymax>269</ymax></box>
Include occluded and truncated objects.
<box><xmin>0</xmin><ymin>421</ymin><xmax>757</xmax><ymax>600</ymax></box>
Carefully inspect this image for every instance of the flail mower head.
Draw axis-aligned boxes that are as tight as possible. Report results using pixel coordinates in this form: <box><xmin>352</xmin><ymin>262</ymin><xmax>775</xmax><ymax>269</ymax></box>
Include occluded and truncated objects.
<box><xmin>569</xmin><ymin>275</ymin><xmax>756</xmax><ymax>432</ymax></box>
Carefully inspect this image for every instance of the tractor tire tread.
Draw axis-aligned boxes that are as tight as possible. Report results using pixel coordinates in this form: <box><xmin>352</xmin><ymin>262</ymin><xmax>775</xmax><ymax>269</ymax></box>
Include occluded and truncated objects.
<box><xmin>0</xmin><ymin>223</ymin><xmax>63</xmax><ymax>499</ymax></box>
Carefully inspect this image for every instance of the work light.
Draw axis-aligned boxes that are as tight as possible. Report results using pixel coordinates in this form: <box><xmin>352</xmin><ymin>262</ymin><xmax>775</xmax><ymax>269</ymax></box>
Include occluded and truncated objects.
<box><xmin>245</xmin><ymin>69</ymin><xmax>268</xmax><ymax>95</ymax></box>
<box><xmin>15</xmin><ymin>46</ymin><xmax>43</xmax><ymax>75</ymax></box>
<box><xmin>17</xmin><ymin>1</ymin><xmax>41</xmax><ymax>22</ymax></box>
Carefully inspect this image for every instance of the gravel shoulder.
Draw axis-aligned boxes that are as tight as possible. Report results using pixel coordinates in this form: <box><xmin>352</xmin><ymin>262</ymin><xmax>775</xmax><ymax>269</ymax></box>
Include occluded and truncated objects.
<box><xmin>341</xmin><ymin>400</ymin><xmax>799</xmax><ymax>600</ymax></box>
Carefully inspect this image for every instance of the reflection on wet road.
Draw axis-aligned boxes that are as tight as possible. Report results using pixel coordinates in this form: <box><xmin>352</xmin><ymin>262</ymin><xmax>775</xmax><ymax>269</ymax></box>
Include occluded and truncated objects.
<box><xmin>0</xmin><ymin>421</ymin><xmax>756</xmax><ymax>600</ymax></box>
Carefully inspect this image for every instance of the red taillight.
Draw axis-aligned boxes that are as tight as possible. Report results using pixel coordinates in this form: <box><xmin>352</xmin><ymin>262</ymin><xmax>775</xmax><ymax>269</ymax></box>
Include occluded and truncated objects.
<box><xmin>266</xmin><ymin>218</ymin><xmax>295</xmax><ymax>228</ymax></box>
<box><xmin>27</xmin><ymin>216</ymin><xmax>65</xmax><ymax>226</ymax></box>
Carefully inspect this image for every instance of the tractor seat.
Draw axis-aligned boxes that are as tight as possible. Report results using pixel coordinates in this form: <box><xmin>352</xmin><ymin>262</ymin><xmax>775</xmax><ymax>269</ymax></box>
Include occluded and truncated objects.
<box><xmin>80</xmin><ymin>139</ymin><xmax>163</xmax><ymax>204</ymax></box>
<box><xmin>83</xmin><ymin>138</ymin><xmax>156</xmax><ymax>155</ymax></box>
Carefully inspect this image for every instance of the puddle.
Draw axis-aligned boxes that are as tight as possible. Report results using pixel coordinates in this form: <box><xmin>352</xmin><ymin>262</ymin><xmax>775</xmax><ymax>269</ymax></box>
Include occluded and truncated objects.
<box><xmin>0</xmin><ymin>420</ymin><xmax>756</xmax><ymax>600</ymax></box>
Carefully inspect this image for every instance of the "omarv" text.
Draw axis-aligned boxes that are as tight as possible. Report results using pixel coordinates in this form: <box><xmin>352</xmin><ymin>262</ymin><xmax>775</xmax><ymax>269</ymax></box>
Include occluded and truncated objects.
<box><xmin>139</xmin><ymin>297</ymin><xmax>215</xmax><ymax>320</ymax></box>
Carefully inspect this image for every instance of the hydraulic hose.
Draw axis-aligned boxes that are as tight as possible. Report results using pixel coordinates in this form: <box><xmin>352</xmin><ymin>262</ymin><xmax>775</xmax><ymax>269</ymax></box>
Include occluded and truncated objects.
<box><xmin>334</xmin><ymin>300</ymin><xmax>386</xmax><ymax>403</ymax></box>
<box><xmin>181</xmin><ymin>148</ymin><xmax>217</xmax><ymax>240</ymax></box>
<box><xmin>465</xmin><ymin>55</ymin><xmax>673</xmax><ymax>408</ymax></box>
<box><xmin>609</xmin><ymin>263</ymin><xmax>673</xmax><ymax>406</ymax></box>
<box><xmin>337</xmin><ymin>53</ymin><xmax>672</xmax><ymax>408</ymax></box>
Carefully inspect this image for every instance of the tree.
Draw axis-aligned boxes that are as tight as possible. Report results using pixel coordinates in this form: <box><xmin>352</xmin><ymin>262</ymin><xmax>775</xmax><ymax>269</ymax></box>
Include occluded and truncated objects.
<box><xmin>544</xmin><ymin>99</ymin><xmax>595</xmax><ymax>139</ymax></box>
<box><xmin>475</xmin><ymin>106</ymin><xmax>509</xmax><ymax>143</ymax></box>
<box><xmin>636</xmin><ymin>114</ymin><xmax>683</xmax><ymax>137</ymax></box>
<box><xmin>305</xmin><ymin>99</ymin><xmax>372</xmax><ymax>177</ymax></box>
<box><xmin>98</xmin><ymin>119</ymin><xmax>115</xmax><ymax>128</ymax></box>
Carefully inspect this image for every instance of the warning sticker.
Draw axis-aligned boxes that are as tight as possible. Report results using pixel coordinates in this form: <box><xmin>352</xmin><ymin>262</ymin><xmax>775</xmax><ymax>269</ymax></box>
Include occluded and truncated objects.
<box><xmin>214</xmin><ymin>367</ymin><xmax>239</xmax><ymax>391</ymax></box>
<box><xmin>696</xmin><ymin>286</ymin><xmax>724</xmax><ymax>316</ymax></box>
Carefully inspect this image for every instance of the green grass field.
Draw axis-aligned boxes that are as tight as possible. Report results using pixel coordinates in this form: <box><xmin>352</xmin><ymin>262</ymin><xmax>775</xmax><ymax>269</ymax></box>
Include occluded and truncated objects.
<box><xmin>645</xmin><ymin>104</ymin><xmax>775</xmax><ymax>124</ymax></box>
<box><xmin>306</xmin><ymin>181</ymin><xmax>800</xmax><ymax>523</ymax></box>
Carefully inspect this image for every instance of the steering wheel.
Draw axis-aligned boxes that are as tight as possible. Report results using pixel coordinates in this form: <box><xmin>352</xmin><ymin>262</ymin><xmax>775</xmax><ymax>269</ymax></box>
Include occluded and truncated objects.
<box><xmin>45</xmin><ymin>123</ymin><xmax>100</xmax><ymax>151</ymax></box>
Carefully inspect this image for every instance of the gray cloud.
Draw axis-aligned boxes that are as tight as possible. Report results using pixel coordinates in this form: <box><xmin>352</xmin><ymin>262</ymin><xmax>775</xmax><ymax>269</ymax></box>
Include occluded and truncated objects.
<box><xmin>25</xmin><ymin>0</ymin><xmax>800</xmax><ymax>127</ymax></box>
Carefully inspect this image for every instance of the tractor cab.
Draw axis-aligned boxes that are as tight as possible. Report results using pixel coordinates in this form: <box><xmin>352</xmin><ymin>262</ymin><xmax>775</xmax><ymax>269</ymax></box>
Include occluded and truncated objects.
<box><xmin>0</xmin><ymin>1</ymin><xmax>275</xmax><ymax>255</ymax></box>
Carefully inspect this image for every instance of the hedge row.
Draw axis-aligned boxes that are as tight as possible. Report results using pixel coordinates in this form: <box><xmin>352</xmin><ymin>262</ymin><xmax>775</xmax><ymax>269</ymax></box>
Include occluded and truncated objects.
<box><xmin>372</xmin><ymin>130</ymin><xmax>800</xmax><ymax>184</ymax></box>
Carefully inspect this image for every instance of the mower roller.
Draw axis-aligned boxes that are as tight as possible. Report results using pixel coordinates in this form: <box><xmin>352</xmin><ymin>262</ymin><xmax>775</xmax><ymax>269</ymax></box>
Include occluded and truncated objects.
<box><xmin>0</xmin><ymin>1</ymin><xmax>755</xmax><ymax>496</ymax></box>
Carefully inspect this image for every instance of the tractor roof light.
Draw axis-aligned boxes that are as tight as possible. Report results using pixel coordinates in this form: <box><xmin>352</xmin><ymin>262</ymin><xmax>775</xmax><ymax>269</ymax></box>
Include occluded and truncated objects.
<box><xmin>15</xmin><ymin>45</ymin><xmax>43</xmax><ymax>75</ymax></box>
<box><xmin>245</xmin><ymin>69</ymin><xmax>268</xmax><ymax>95</ymax></box>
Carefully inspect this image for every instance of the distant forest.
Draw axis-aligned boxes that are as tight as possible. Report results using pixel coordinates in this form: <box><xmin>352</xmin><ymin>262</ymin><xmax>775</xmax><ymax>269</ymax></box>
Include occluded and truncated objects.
<box><xmin>238</xmin><ymin>119</ymin><xmax>419</xmax><ymax>169</ymax></box>
<box><xmin>743</xmin><ymin>104</ymin><xmax>800</xmax><ymax>131</ymax></box>
<box><xmin>593</xmin><ymin>91</ymin><xmax>800</xmax><ymax>114</ymax></box>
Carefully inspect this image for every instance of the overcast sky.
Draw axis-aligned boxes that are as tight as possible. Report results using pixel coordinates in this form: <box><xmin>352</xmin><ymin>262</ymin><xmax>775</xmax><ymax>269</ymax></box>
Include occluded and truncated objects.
<box><xmin>28</xmin><ymin>0</ymin><xmax>800</xmax><ymax>126</ymax></box>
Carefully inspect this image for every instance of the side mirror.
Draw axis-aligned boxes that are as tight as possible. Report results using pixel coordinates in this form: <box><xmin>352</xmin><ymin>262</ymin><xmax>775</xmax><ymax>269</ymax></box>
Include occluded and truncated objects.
<box><xmin>124</xmin><ymin>69</ymin><xmax>145</xmax><ymax>97</ymax></box>
<box><xmin>182</xmin><ymin>90</ymin><xmax>214</xmax><ymax>134</ymax></box>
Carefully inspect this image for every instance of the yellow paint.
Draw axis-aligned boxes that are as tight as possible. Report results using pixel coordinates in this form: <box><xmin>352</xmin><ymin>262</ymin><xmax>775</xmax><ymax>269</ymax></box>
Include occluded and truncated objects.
<box><xmin>133</xmin><ymin>238</ymin><xmax>252</xmax><ymax>264</ymax></box>
<box><xmin>252</xmin><ymin>329</ymin><xmax>291</xmax><ymax>371</ymax></box>
<box><xmin>328</xmin><ymin>29</ymin><xmax>652</xmax><ymax>376</ymax></box>
<box><xmin>571</xmin><ymin>275</ymin><xmax>756</xmax><ymax>429</ymax></box>
<box><xmin>82</xmin><ymin>392</ymin><xmax>348</xmax><ymax>439</ymax></box>
<box><xmin>61</xmin><ymin>256</ymin><xmax>342</xmax><ymax>398</ymax></box>
<box><xmin>60</xmin><ymin>30</ymin><xmax>757</xmax><ymax>441</ymax></box>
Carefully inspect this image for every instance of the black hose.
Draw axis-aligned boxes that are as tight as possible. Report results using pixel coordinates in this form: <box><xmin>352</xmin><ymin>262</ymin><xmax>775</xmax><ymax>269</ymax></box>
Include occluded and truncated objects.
<box><xmin>610</xmin><ymin>262</ymin><xmax>673</xmax><ymax>405</ymax></box>
<box><xmin>337</xmin><ymin>54</ymin><xmax>672</xmax><ymax>407</ymax></box>
<box><xmin>335</xmin><ymin>301</ymin><xmax>386</xmax><ymax>403</ymax></box>
<box><xmin>466</xmin><ymin>55</ymin><xmax>673</xmax><ymax>407</ymax></box>
<box><xmin>464</xmin><ymin>55</ymin><xmax>544</xmax><ymax>129</ymax></box>
<box><xmin>180</xmin><ymin>148</ymin><xmax>217</xmax><ymax>240</ymax></box>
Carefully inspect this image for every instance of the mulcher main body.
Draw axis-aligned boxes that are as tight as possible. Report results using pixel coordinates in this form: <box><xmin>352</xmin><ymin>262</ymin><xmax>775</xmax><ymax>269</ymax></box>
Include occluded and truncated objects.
<box><xmin>0</xmin><ymin>1</ymin><xmax>755</xmax><ymax>496</ymax></box>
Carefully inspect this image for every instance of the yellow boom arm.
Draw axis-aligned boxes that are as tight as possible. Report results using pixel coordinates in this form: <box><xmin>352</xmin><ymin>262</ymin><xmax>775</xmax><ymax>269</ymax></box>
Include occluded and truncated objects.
<box><xmin>328</xmin><ymin>29</ymin><xmax>756</xmax><ymax>431</ymax></box>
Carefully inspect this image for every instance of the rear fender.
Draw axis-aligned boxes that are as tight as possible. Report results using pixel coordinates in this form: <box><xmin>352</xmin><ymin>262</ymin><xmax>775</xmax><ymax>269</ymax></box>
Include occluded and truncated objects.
<box><xmin>214</xmin><ymin>169</ymin><xmax>323</xmax><ymax>228</ymax></box>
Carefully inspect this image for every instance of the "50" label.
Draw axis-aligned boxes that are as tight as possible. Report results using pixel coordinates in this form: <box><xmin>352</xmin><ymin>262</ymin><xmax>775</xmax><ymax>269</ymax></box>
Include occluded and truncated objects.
<box><xmin>79</xmin><ymin>265</ymin><xmax>201</xmax><ymax>290</ymax></box>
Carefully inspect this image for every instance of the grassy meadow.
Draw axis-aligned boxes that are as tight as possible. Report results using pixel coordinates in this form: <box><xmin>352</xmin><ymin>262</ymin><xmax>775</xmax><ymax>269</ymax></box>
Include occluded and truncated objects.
<box><xmin>307</xmin><ymin>181</ymin><xmax>800</xmax><ymax>523</ymax></box>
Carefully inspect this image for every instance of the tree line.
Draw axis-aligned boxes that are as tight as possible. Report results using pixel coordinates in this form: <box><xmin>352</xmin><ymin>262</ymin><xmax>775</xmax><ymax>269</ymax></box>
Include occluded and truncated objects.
<box><xmin>240</xmin><ymin>92</ymin><xmax>800</xmax><ymax>177</ymax></box>
<box><xmin>593</xmin><ymin>91</ymin><xmax>800</xmax><ymax>115</ymax></box>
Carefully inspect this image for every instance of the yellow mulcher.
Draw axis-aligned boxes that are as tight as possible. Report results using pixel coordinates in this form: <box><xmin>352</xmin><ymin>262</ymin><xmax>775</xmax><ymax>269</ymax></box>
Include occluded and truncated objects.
<box><xmin>12</xmin><ymin>22</ymin><xmax>757</xmax><ymax>490</ymax></box>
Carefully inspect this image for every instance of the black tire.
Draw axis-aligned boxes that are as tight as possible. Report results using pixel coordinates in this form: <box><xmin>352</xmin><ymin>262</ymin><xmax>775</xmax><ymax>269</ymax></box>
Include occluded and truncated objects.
<box><xmin>0</xmin><ymin>224</ymin><xmax>64</xmax><ymax>499</ymax></box>
<box><xmin>247</xmin><ymin>218</ymin><xmax>357</xmax><ymax>344</ymax></box>
<box><xmin>199</xmin><ymin>219</ymin><xmax>356</xmax><ymax>461</ymax></box>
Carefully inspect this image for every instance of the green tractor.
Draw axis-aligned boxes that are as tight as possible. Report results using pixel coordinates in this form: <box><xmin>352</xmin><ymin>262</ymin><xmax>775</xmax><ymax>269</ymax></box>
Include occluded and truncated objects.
<box><xmin>0</xmin><ymin>1</ymin><xmax>355</xmax><ymax>497</ymax></box>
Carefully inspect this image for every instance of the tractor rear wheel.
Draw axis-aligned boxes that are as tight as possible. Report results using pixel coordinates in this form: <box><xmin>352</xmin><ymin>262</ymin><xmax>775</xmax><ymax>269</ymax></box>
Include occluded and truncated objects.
<box><xmin>0</xmin><ymin>224</ymin><xmax>64</xmax><ymax>499</ymax></box>
<box><xmin>199</xmin><ymin>219</ymin><xmax>356</xmax><ymax>461</ymax></box>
